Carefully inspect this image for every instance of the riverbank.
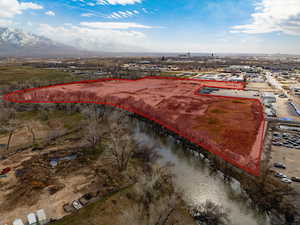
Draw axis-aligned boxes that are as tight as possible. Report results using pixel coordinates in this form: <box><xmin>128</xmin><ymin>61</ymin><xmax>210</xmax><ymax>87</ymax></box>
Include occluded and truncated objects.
<box><xmin>1</xmin><ymin>99</ymin><xmax>299</xmax><ymax>225</ymax></box>
<box><xmin>131</xmin><ymin>113</ymin><xmax>300</xmax><ymax>225</ymax></box>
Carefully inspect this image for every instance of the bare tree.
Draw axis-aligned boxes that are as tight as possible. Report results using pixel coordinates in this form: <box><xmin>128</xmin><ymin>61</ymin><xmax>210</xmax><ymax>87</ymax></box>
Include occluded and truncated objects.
<box><xmin>106</xmin><ymin>111</ymin><xmax>136</xmax><ymax>171</ymax></box>
<box><xmin>120</xmin><ymin>195</ymin><xmax>180</xmax><ymax>225</ymax></box>
<box><xmin>80</xmin><ymin>104</ymin><xmax>108</xmax><ymax>123</ymax></box>
<box><xmin>84</xmin><ymin>121</ymin><xmax>103</xmax><ymax>146</ymax></box>
<box><xmin>5</xmin><ymin>121</ymin><xmax>17</xmax><ymax>151</ymax></box>
<box><xmin>45</xmin><ymin>126</ymin><xmax>66</xmax><ymax>144</ymax></box>
<box><xmin>189</xmin><ymin>200</ymin><xmax>230</xmax><ymax>225</ymax></box>
<box><xmin>26</xmin><ymin>120</ymin><xmax>40</xmax><ymax>146</ymax></box>
<box><xmin>120</xmin><ymin>168</ymin><xmax>182</xmax><ymax>225</ymax></box>
<box><xmin>6</xmin><ymin>129</ymin><xmax>14</xmax><ymax>151</ymax></box>
<box><xmin>108</xmin><ymin>128</ymin><xmax>135</xmax><ymax>171</ymax></box>
<box><xmin>133</xmin><ymin>142</ymin><xmax>160</xmax><ymax>163</ymax></box>
<box><xmin>0</xmin><ymin>103</ymin><xmax>16</xmax><ymax>124</ymax></box>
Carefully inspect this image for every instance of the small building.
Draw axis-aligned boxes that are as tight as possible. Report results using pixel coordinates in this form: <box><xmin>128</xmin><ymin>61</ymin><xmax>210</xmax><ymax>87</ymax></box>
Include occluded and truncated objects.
<box><xmin>228</xmin><ymin>76</ymin><xmax>244</xmax><ymax>82</ymax></box>
<box><xmin>13</xmin><ymin>219</ymin><xmax>24</xmax><ymax>225</ymax></box>
<box><xmin>27</xmin><ymin>213</ymin><xmax>37</xmax><ymax>225</ymax></box>
<box><xmin>262</xmin><ymin>92</ymin><xmax>276</xmax><ymax>103</ymax></box>
<box><xmin>265</xmin><ymin>108</ymin><xmax>276</xmax><ymax>117</ymax></box>
<box><xmin>36</xmin><ymin>209</ymin><xmax>48</xmax><ymax>225</ymax></box>
<box><xmin>178</xmin><ymin>52</ymin><xmax>191</xmax><ymax>59</ymax></box>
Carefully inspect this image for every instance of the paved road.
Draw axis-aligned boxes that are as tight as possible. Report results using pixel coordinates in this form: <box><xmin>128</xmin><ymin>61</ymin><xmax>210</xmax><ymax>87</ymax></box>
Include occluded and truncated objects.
<box><xmin>265</xmin><ymin>71</ymin><xmax>300</xmax><ymax>117</ymax></box>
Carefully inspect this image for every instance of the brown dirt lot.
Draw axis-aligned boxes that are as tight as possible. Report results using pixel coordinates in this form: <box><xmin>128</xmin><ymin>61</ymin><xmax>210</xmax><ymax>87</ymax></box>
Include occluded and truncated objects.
<box><xmin>4</xmin><ymin>77</ymin><xmax>264</xmax><ymax>175</ymax></box>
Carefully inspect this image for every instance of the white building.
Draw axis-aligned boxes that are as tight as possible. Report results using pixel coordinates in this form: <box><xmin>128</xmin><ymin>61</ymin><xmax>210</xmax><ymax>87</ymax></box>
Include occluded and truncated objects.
<box><xmin>36</xmin><ymin>209</ymin><xmax>48</xmax><ymax>225</ymax></box>
<box><xmin>27</xmin><ymin>213</ymin><xmax>37</xmax><ymax>225</ymax></box>
<box><xmin>262</xmin><ymin>92</ymin><xmax>276</xmax><ymax>103</ymax></box>
<box><xmin>13</xmin><ymin>219</ymin><xmax>24</xmax><ymax>225</ymax></box>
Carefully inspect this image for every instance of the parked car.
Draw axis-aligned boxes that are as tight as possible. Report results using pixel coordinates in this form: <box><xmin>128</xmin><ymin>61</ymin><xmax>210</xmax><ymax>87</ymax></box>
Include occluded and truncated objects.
<box><xmin>72</xmin><ymin>200</ymin><xmax>83</xmax><ymax>210</ymax></box>
<box><xmin>274</xmin><ymin>162</ymin><xmax>286</xmax><ymax>169</ymax></box>
<box><xmin>63</xmin><ymin>203</ymin><xmax>75</xmax><ymax>213</ymax></box>
<box><xmin>291</xmin><ymin>177</ymin><xmax>300</xmax><ymax>182</ymax></box>
<box><xmin>79</xmin><ymin>193</ymin><xmax>93</xmax><ymax>206</ymax></box>
<box><xmin>279</xmin><ymin>94</ymin><xmax>287</xmax><ymax>98</ymax></box>
<box><xmin>281</xmin><ymin>178</ymin><xmax>292</xmax><ymax>184</ymax></box>
<box><xmin>0</xmin><ymin>167</ymin><xmax>11</xmax><ymax>175</ymax></box>
<box><xmin>274</xmin><ymin>172</ymin><xmax>288</xmax><ymax>178</ymax></box>
<box><xmin>282</xmin><ymin>133</ymin><xmax>289</xmax><ymax>138</ymax></box>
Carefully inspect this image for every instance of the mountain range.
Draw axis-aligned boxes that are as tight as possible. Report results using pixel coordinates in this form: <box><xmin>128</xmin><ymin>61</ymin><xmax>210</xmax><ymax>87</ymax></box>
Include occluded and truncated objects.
<box><xmin>0</xmin><ymin>27</ymin><xmax>95</xmax><ymax>58</ymax></box>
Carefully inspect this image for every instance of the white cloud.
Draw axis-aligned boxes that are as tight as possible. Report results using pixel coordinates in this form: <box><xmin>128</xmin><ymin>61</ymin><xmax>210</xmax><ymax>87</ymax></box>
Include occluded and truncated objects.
<box><xmin>106</xmin><ymin>10</ymin><xmax>139</xmax><ymax>19</ymax></box>
<box><xmin>97</xmin><ymin>0</ymin><xmax>142</xmax><ymax>6</ymax></box>
<box><xmin>45</xmin><ymin>10</ymin><xmax>55</xmax><ymax>16</ymax></box>
<box><xmin>231</xmin><ymin>0</ymin><xmax>300</xmax><ymax>35</ymax></box>
<box><xmin>37</xmin><ymin>23</ymin><xmax>147</xmax><ymax>52</ymax></box>
<box><xmin>80</xmin><ymin>22</ymin><xmax>154</xmax><ymax>29</ymax></box>
<box><xmin>20</xmin><ymin>2</ymin><xmax>43</xmax><ymax>10</ymax></box>
<box><xmin>0</xmin><ymin>0</ymin><xmax>43</xmax><ymax>19</ymax></box>
<box><xmin>87</xmin><ymin>2</ymin><xmax>96</xmax><ymax>6</ymax></box>
<box><xmin>0</xmin><ymin>19</ymin><xmax>12</xmax><ymax>27</ymax></box>
<box><xmin>81</xmin><ymin>13</ymin><xmax>95</xmax><ymax>17</ymax></box>
<box><xmin>142</xmin><ymin>8</ymin><xmax>148</xmax><ymax>13</ymax></box>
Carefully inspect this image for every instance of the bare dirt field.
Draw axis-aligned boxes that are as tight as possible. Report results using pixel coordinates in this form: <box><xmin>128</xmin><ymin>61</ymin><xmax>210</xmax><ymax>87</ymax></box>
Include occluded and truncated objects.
<box><xmin>4</xmin><ymin>77</ymin><xmax>265</xmax><ymax>176</ymax></box>
<box><xmin>246</xmin><ymin>82</ymin><xmax>277</xmax><ymax>92</ymax></box>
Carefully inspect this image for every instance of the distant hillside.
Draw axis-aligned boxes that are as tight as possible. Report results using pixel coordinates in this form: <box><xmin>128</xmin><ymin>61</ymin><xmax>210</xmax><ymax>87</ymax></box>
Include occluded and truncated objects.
<box><xmin>0</xmin><ymin>27</ymin><xmax>97</xmax><ymax>58</ymax></box>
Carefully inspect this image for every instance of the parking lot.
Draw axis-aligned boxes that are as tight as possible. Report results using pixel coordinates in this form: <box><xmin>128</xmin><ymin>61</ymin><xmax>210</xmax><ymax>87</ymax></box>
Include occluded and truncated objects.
<box><xmin>272</xmin><ymin>132</ymin><xmax>300</xmax><ymax>149</ymax></box>
<box><xmin>207</xmin><ymin>89</ymin><xmax>261</xmax><ymax>99</ymax></box>
<box><xmin>271</xmin><ymin>131</ymin><xmax>300</xmax><ymax>189</ymax></box>
<box><xmin>275</xmin><ymin>96</ymin><xmax>300</xmax><ymax>122</ymax></box>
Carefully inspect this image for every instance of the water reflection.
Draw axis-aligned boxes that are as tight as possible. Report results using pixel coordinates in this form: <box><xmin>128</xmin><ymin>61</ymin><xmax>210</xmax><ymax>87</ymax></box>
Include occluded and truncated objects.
<box><xmin>133</xmin><ymin>122</ymin><xmax>270</xmax><ymax>225</ymax></box>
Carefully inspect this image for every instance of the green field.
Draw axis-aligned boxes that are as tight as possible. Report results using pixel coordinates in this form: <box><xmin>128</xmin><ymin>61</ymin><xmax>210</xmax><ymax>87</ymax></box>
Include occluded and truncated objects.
<box><xmin>0</xmin><ymin>66</ymin><xmax>73</xmax><ymax>86</ymax></box>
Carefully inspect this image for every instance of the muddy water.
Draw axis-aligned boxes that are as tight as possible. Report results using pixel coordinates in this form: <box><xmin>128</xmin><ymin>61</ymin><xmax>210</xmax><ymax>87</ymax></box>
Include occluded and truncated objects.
<box><xmin>133</xmin><ymin>122</ymin><xmax>270</xmax><ymax>225</ymax></box>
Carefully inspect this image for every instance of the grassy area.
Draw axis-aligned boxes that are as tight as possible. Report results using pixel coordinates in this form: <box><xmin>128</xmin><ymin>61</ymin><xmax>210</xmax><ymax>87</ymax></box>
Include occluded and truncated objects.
<box><xmin>0</xmin><ymin>66</ymin><xmax>73</xmax><ymax>86</ymax></box>
<box><xmin>51</xmin><ymin>185</ymin><xmax>133</xmax><ymax>225</ymax></box>
<box><xmin>159</xmin><ymin>71</ymin><xmax>182</xmax><ymax>77</ymax></box>
<box><xmin>16</xmin><ymin>109</ymin><xmax>84</xmax><ymax>130</ymax></box>
<box><xmin>232</xmin><ymin>100</ymin><xmax>246</xmax><ymax>104</ymax></box>
<box><xmin>210</xmin><ymin>109</ymin><xmax>227</xmax><ymax>114</ymax></box>
<box><xmin>80</xmin><ymin>144</ymin><xmax>105</xmax><ymax>162</ymax></box>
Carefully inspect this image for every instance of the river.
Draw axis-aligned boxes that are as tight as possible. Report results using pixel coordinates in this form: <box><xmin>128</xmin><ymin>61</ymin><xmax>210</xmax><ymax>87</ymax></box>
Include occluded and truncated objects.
<box><xmin>133</xmin><ymin>121</ymin><xmax>271</xmax><ymax>225</ymax></box>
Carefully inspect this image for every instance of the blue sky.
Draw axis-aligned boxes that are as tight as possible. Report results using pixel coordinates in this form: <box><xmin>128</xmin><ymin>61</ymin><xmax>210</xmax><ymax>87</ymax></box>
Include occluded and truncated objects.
<box><xmin>1</xmin><ymin>0</ymin><xmax>300</xmax><ymax>53</ymax></box>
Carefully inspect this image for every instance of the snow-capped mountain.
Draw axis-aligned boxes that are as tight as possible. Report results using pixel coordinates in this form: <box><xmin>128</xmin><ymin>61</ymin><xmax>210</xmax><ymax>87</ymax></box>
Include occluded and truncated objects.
<box><xmin>0</xmin><ymin>27</ymin><xmax>95</xmax><ymax>57</ymax></box>
<box><xmin>0</xmin><ymin>27</ymin><xmax>56</xmax><ymax>47</ymax></box>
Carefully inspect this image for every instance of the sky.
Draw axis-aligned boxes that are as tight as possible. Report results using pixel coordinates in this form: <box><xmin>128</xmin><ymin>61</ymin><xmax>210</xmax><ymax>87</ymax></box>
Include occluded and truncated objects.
<box><xmin>0</xmin><ymin>0</ymin><xmax>300</xmax><ymax>54</ymax></box>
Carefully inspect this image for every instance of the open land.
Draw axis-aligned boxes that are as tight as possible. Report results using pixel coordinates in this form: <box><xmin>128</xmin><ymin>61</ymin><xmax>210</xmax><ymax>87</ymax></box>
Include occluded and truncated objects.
<box><xmin>4</xmin><ymin>77</ymin><xmax>265</xmax><ymax>176</ymax></box>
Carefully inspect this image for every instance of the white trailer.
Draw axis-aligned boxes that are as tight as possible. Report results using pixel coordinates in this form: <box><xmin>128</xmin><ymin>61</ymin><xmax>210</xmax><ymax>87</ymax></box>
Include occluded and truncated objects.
<box><xmin>36</xmin><ymin>209</ymin><xmax>48</xmax><ymax>225</ymax></box>
<box><xmin>27</xmin><ymin>213</ymin><xmax>38</xmax><ymax>225</ymax></box>
<box><xmin>12</xmin><ymin>219</ymin><xmax>24</xmax><ymax>225</ymax></box>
